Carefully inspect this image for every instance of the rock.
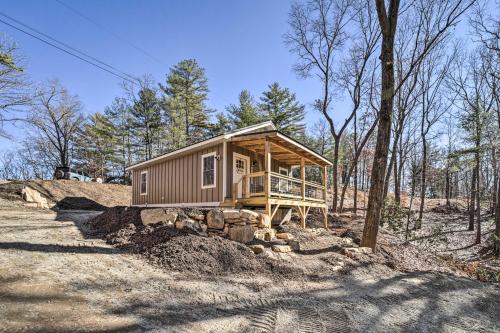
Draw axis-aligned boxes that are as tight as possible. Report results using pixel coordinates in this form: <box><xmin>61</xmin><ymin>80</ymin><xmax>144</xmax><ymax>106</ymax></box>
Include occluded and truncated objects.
<box><xmin>223</xmin><ymin>209</ymin><xmax>240</xmax><ymax>220</ymax></box>
<box><xmin>225</xmin><ymin>218</ymin><xmax>244</xmax><ymax>224</ymax></box>
<box><xmin>21</xmin><ymin>187</ymin><xmax>50</xmax><ymax>209</ymax></box>
<box><xmin>228</xmin><ymin>225</ymin><xmax>254</xmax><ymax>243</ymax></box>
<box><xmin>276</xmin><ymin>232</ymin><xmax>294</xmax><ymax>240</ymax></box>
<box><xmin>187</xmin><ymin>212</ymin><xmax>205</xmax><ymax>221</ymax></box>
<box><xmin>248</xmin><ymin>244</ymin><xmax>265</xmax><ymax>254</ymax></box>
<box><xmin>358</xmin><ymin>247</ymin><xmax>372</xmax><ymax>254</ymax></box>
<box><xmin>240</xmin><ymin>209</ymin><xmax>259</xmax><ymax>220</ymax></box>
<box><xmin>207</xmin><ymin>209</ymin><xmax>224</xmax><ymax>229</ymax></box>
<box><xmin>223</xmin><ymin>225</ymin><xmax>229</xmax><ymax>235</ymax></box>
<box><xmin>175</xmin><ymin>220</ymin><xmax>187</xmax><ymax>230</ymax></box>
<box><xmin>272</xmin><ymin>244</ymin><xmax>292</xmax><ymax>253</ymax></box>
<box><xmin>286</xmin><ymin>239</ymin><xmax>300</xmax><ymax>251</ymax></box>
<box><xmin>342</xmin><ymin>246</ymin><xmax>372</xmax><ymax>258</ymax></box>
<box><xmin>257</xmin><ymin>213</ymin><xmax>271</xmax><ymax>228</ymax></box>
<box><xmin>141</xmin><ymin>208</ymin><xmax>178</xmax><ymax>226</ymax></box>
<box><xmin>254</xmin><ymin>228</ymin><xmax>276</xmax><ymax>241</ymax></box>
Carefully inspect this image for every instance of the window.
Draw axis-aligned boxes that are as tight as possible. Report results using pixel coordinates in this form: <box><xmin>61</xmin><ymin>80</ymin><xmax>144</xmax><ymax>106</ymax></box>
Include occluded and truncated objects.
<box><xmin>201</xmin><ymin>152</ymin><xmax>217</xmax><ymax>189</ymax></box>
<box><xmin>140</xmin><ymin>171</ymin><xmax>148</xmax><ymax>195</ymax></box>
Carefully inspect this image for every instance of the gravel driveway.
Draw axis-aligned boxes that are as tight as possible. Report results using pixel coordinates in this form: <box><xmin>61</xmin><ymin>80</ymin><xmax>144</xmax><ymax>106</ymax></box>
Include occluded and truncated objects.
<box><xmin>0</xmin><ymin>204</ymin><xmax>498</xmax><ymax>332</ymax></box>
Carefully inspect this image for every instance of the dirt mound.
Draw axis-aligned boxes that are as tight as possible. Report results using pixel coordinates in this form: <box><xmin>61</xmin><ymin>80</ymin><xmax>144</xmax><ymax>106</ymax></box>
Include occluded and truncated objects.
<box><xmin>89</xmin><ymin>207</ymin><xmax>304</xmax><ymax>278</ymax></box>
<box><xmin>0</xmin><ymin>180</ymin><xmax>131</xmax><ymax>210</ymax></box>
<box><xmin>128</xmin><ymin>226</ymin><xmax>263</xmax><ymax>275</ymax></box>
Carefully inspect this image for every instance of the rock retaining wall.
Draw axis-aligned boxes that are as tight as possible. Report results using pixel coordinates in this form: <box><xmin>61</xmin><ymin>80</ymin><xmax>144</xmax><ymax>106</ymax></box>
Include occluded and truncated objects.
<box><xmin>140</xmin><ymin>207</ymin><xmax>275</xmax><ymax>244</ymax></box>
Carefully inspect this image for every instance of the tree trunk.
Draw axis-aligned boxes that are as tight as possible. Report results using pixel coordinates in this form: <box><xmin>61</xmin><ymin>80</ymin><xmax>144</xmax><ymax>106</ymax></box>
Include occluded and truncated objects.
<box><xmin>354</xmin><ymin>159</ymin><xmax>358</xmax><ymax>215</ymax></box>
<box><xmin>361</xmin><ymin>21</ymin><xmax>396</xmax><ymax>250</ymax></box>
<box><xmin>332</xmin><ymin>136</ymin><xmax>340</xmax><ymax>212</ymax></box>
<box><xmin>445</xmin><ymin>164</ymin><xmax>450</xmax><ymax>207</ymax></box>
<box><xmin>469</xmin><ymin>167</ymin><xmax>476</xmax><ymax>231</ymax></box>
<box><xmin>495</xmin><ymin>177</ymin><xmax>500</xmax><ymax>254</ymax></box>
<box><xmin>475</xmin><ymin>153</ymin><xmax>481</xmax><ymax>244</ymax></box>
<box><xmin>416</xmin><ymin>138</ymin><xmax>427</xmax><ymax>229</ymax></box>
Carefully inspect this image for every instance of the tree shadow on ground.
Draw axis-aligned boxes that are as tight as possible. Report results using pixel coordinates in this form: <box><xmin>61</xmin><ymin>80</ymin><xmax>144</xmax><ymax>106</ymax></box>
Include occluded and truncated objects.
<box><xmin>89</xmin><ymin>269</ymin><xmax>499</xmax><ymax>332</ymax></box>
<box><xmin>0</xmin><ymin>241</ymin><xmax>119</xmax><ymax>254</ymax></box>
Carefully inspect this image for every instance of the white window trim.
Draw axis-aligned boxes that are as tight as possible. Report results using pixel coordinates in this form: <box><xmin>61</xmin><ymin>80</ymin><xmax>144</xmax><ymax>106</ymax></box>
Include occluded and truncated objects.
<box><xmin>140</xmin><ymin>170</ymin><xmax>148</xmax><ymax>195</ymax></box>
<box><xmin>279</xmin><ymin>166</ymin><xmax>289</xmax><ymax>176</ymax></box>
<box><xmin>201</xmin><ymin>151</ymin><xmax>217</xmax><ymax>189</ymax></box>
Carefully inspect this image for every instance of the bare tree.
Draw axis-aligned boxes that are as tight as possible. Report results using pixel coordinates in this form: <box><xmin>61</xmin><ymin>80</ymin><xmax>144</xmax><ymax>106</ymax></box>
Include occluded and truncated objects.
<box><xmin>285</xmin><ymin>0</ymin><xmax>352</xmax><ymax>212</ymax></box>
<box><xmin>27</xmin><ymin>80</ymin><xmax>83</xmax><ymax>168</ymax></box>
<box><xmin>361</xmin><ymin>0</ymin><xmax>474</xmax><ymax>250</ymax></box>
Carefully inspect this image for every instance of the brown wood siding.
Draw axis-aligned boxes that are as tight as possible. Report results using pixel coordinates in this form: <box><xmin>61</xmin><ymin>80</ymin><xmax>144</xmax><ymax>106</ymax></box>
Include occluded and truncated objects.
<box><xmin>131</xmin><ymin>143</ymin><xmax>223</xmax><ymax>205</ymax></box>
<box><xmin>226</xmin><ymin>142</ymin><xmax>290</xmax><ymax>199</ymax></box>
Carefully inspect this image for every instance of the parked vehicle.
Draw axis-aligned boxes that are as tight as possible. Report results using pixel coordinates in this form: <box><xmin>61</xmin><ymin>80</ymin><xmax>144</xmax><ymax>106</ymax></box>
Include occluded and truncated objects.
<box><xmin>53</xmin><ymin>166</ymin><xmax>94</xmax><ymax>182</ymax></box>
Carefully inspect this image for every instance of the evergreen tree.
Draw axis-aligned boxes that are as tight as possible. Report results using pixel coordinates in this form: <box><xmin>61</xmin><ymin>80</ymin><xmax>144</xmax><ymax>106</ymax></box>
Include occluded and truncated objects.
<box><xmin>130</xmin><ymin>87</ymin><xmax>162</xmax><ymax>160</ymax></box>
<box><xmin>226</xmin><ymin>90</ymin><xmax>262</xmax><ymax>128</ymax></box>
<box><xmin>160</xmin><ymin>59</ymin><xmax>212</xmax><ymax>148</ymax></box>
<box><xmin>75</xmin><ymin>112</ymin><xmax>117</xmax><ymax>179</ymax></box>
<box><xmin>259</xmin><ymin>82</ymin><xmax>305</xmax><ymax>137</ymax></box>
<box><xmin>211</xmin><ymin>112</ymin><xmax>232</xmax><ymax>136</ymax></box>
<box><xmin>104</xmin><ymin>97</ymin><xmax>134</xmax><ymax>180</ymax></box>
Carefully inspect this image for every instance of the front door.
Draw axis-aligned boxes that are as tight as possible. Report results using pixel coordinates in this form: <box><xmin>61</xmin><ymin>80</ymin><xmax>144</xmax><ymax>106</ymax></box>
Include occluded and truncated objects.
<box><xmin>233</xmin><ymin>153</ymin><xmax>250</xmax><ymax>198</ymax></box>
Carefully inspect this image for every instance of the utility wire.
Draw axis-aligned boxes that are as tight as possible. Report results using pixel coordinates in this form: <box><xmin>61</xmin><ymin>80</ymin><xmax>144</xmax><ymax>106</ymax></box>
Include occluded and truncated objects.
<box><xmin>0</xmin><ymin>12</ymin><xmax>138</xmax><ymax>82</ymax></box>
<box><xmin>55</xmin><ymin>0</ymin><xmax>164</xmax><ymax>65</ymax></box>
<box><xmin>0</xmin><ymin>13</ymin><xmax>138</xmax><ymax>85</ymax></box>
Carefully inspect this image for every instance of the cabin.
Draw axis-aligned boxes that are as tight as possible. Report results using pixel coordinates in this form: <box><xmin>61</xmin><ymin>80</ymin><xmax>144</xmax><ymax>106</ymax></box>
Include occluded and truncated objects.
<box><xmin>126</xmin><ymin>122</ymin><xmax>332</xmax><ymax>227</ymax></box>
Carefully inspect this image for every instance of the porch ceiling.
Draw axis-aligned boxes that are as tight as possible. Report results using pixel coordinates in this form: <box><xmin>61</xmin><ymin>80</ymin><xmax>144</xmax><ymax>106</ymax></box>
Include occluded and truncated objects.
<box><xmin>230</xmin><ymin>131</ymin><xmax>332</xmax><ymax>166</ymax></box>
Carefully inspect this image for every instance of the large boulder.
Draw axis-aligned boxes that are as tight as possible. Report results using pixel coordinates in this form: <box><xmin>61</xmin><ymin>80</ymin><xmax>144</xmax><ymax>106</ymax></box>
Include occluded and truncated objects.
<box><xmin>228</xmin><ymin>225</ymin><xmax>254</xmax><ymax>243</ymax></box>
<box><xmin>207</xmin><ymin>209</ymin><xmax>224</xmax><ymax>229</ymax></box>
<box><xmin>223</xmin><ymin>209</ymin><xmax>240</xmax><ymax>220</ymax></box>
<box><xmin>257</xmin><ymin>213</ymin><xmax>271</xmax><ymax>228</ymax></box>
<box><xmin>240</xmin><ymin>209</ymin><xmax>259</xmax><ymax>220</ymax></box>
<box><xmin>21</xmin><ymin>187</ymin><xmax>50</xmax><ymax>209</ymax></box>
<box><xmin>276</xmin><ymin>232</ymin><xmax>294</xmax><ymax>240</ymax></box>
<box><xmin>141</xmin><ymin>208</ymin><xmax>178</xmax><ymax>226</ymax></box>
<box><xmin>254</xmin><ymin>228</ymin><xmax>276</xmax><ymax>241</ymax></box>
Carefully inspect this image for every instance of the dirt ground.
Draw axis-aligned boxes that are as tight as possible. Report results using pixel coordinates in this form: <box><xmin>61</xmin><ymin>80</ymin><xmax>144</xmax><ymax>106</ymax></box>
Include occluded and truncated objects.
<box><xmin>0</xmin><ymin>180</ymin><xmax>131</xmax><ymax>209</ymax></box>
<box><xmin>0</xmin><ymin>200</ymin><xmax>498</xmax><ymax>332</ymax></box>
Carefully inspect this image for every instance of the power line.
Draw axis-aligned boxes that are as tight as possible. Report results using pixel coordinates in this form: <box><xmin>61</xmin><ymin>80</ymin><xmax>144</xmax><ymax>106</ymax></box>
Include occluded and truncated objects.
<box><xmin>55</xmin><ymin>0</ymin><xmax>164</xmax><ymax>65</ymax></box>
<box><xmin>0</xmin><ymin>13</ymin><xmax>138</xmax><ymax>85</ymax></box>
<box><xmin>0</xmin><ymin>11</ymin><xmax>138</xmax><ymax>83</ymax></box>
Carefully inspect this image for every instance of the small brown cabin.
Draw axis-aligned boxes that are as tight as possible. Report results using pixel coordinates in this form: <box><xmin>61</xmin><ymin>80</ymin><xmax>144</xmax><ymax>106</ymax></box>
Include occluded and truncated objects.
<box><xmin>127</xmin><ymin>122</ymin><xmax>332</xmax><ymax>227</ymax></box>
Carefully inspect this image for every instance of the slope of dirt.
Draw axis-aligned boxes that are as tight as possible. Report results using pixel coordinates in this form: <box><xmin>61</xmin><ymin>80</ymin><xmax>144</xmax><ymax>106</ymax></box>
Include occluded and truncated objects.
<box><xmin>0</xmin><ymin>180</ymin><xmax>131</xmax><ymax>210</ymax></box>
<box><xmin>1</xmin><ymin>205</ymin><xmax>498</xmax><ymax>332</ymax></box>
<box><xmin>89</xmin><ymin>207</ymin><xmax>304</xmax><ymax>278</ymax></box>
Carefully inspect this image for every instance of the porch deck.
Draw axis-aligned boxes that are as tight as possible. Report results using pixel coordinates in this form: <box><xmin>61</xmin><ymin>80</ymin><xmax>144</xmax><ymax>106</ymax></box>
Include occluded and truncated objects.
<box><xmin>226</xmin><ymin>132</ymin><xmax>331</xmax><ymax>228</ymax></box>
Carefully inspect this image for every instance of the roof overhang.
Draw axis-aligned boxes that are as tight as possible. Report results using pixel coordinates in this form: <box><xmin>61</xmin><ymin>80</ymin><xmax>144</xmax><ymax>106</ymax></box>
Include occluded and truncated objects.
<box><xmin>126</xmin><ymin>121</ymin><xmax>278</xmax><ymax>171</ymax></box>
<box><xmin>231</xmin><ymin>131</ymin><xmax>333</xmax><ymax>166</ymax></box>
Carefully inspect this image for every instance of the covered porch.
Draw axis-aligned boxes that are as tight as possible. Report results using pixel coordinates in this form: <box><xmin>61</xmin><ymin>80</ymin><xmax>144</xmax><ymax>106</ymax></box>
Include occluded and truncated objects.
<box><xmin>228</xmin><ymin>131</ymin><xmax>332</xmax><ymax>228</ymax></box>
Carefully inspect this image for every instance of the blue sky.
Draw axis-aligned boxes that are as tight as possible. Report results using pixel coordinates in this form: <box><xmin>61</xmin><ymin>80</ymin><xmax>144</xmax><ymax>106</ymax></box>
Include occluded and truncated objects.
<box><xmin>0</xmin><ymin>0</ymin><xmax>335</xmax><ymax>150</ymax></box>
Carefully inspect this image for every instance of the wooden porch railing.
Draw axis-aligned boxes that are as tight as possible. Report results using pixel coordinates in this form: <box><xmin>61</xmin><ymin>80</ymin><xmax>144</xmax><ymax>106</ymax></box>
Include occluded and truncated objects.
<box><xmin>232</xmin><ymin>171</ymin><xmax>325</xmax><ymax>202</ymax></box>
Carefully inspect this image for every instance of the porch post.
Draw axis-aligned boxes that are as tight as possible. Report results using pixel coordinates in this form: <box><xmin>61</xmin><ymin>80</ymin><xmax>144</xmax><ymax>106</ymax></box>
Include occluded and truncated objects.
<box><xmin>301</xmin><ymin>158</ymin><xmax>305</xmax><ymax>201</ymax></box>
<box><xmin>323</xmin><ymin>165</ymin><xmax>328</xmax><ymax>203</ymax></box>
<box><xmin>264</xmin><ymin>137</ymin><xmax>272</xmax><ymax>216</ymax></box>
<box><xmin>300</xmin><ymin>158</ymin><xmax>306</xmax><ymax>228</ymax></box>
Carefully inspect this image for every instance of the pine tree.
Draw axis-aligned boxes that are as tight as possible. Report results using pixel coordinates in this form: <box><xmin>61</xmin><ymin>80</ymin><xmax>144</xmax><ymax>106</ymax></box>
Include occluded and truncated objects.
<box><xmin>104</xmin><ymin>97</ymin><xmax>134</xmax><ymax>180</ymax></box>
<box><xmin>226</xmin><ymin>90</ymin><xmax>262</xmax><ymax>128</ymax></box>
<box><xmin>75</xmin><ymin>112</ymin><xmax>117</xmax><ymax>179</ymax></box>
<box><xmin>211</xmin><ymin>112</ymin><xmax>232</xmax><ymax>136</ymax></box>
<box><xmin>130</xmin><ymin>87</ymin><xmax>162</xmax><ymax>160</ymax></box>
<box><xmin>259</xmin><ymin>82</ymin><xmax>305</xmax><ymax>137</ymax></box>
<box><xmin>160</xmin><ymin>59</ymin><xmax>212</xmax><ymax>148</ymax></box>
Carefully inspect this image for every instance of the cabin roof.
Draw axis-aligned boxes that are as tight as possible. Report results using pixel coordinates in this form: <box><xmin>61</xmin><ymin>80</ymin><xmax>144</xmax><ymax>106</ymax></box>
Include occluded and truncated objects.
<box><xmin>231</xmin><ymin>130</ymin><xmax>333</xmax><ymax>166</ymax></box>
<box><xmin>126</xmin><ymin>121</ymin><xmax>332</xmax><ymax>170</ymax></box>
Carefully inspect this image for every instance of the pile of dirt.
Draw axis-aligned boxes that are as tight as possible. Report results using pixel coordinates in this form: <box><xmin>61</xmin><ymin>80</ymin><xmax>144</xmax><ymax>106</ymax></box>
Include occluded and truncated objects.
<box><xmin>0</xmin><ymin>180</ymin><xmax>131</xmax><ymax>210</ymax></box>
<box><xmin>89</xmin><ymin>207</ymin><xmax>304</xmax><ymax>278</ymax></box>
